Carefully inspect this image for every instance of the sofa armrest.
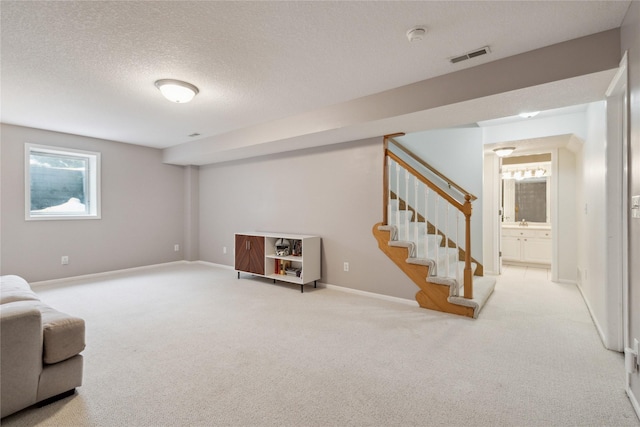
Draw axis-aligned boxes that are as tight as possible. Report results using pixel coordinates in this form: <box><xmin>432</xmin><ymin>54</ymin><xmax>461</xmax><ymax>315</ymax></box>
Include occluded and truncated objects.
<box><xmin>1</xmin><ymin>302</ymin><xmax>44</xmax><ymax>418</ymax></box>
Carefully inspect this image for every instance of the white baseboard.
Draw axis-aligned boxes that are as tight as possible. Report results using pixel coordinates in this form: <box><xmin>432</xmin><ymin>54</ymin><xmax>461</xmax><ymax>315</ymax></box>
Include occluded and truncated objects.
<box><xmin>195</xmin><ymin>260</ymin><xmax>234</xmax><ymax>270</ymax></box>
<box><xmin>575</xmin><ymin>282</ymin><xmax>610</xmax><ymax>350</ymax></box>
<box><xmin>627</xmin><ymin>383</ymin><xmax>640</xmax><ymax>423</ymax></box>
<box><xmin>321</xmin><ymin>282</ymin><xmax>418</xmax><ymax>307</ymax></box>
<box><xmin>555</xmin><ymin>279</ymin><xmax>578</xmax><ymax>285</ymax></box>
<box><xmin>30</xmin><ymin>261</ymin><xmax>191</xmax><ymax>288</ymax></box>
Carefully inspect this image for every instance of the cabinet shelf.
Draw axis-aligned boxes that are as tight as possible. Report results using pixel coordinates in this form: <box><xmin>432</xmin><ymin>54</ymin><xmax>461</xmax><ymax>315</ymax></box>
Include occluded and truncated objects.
<box><xmin>265</xmin><ymin>254</ymin><xmax>303</xmax><ymax>262</ymax></box>
<box><xmin>265</xmin><ymin>273</ymin><xmax>303</xmax><ymax>284</ymax></box>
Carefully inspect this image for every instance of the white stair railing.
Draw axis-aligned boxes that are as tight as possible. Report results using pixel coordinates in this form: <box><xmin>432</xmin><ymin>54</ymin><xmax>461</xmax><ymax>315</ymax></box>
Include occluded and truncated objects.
<box><xmin>382</xmin><ymin>135</ymin><xmax>476</xmax><ymax>299</ymax></box>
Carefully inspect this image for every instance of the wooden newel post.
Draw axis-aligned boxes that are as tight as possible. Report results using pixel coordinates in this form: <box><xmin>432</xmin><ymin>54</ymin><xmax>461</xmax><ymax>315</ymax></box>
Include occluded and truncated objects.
<box><xmin>463</xmin><ymin>194</ymin><xmax>473</xmax><ymax>299</ymax></box>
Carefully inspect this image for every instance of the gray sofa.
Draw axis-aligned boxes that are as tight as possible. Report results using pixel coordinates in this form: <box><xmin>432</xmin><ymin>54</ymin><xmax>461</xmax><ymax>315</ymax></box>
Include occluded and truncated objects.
<box><xmin>0</xmin><ymin>275</ymin><xmax>85</xmax><ymax>418</ymax></box>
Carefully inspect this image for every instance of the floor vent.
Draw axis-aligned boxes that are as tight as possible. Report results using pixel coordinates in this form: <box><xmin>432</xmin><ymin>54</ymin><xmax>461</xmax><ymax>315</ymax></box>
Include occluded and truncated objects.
<box><xmin>450</xmin><ymin>46</ymin><xmax>490</xmax><ymax>64</ymax></box>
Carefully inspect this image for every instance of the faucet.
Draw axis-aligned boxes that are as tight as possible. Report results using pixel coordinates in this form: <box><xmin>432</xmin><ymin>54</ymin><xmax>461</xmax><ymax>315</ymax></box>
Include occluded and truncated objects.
<box><xmin>520</xmin><ymin>218</ymin><xmax>528</xmax><ymax>227</ymax></box>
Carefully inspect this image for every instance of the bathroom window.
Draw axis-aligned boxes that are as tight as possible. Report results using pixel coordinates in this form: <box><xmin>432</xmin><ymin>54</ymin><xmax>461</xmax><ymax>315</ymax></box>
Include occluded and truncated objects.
<box><xmin>25</xmin><ymin>144</ymin><xmax>101</xmax><ymax>220</ymax></box>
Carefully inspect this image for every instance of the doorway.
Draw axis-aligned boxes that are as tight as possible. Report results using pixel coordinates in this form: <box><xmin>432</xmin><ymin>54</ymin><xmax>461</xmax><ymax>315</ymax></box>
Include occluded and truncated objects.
<box><xmin>499</xmin><ymin>153</ymin><xmax>553</xmax><ymax>270</ymax></box>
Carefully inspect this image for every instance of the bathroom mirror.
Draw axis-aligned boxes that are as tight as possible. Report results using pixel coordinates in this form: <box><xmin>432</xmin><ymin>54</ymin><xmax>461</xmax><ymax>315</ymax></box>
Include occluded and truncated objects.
<box><xmin>501</xmin><ymin>158</ymin><xmax>551</xmax><ymax>225</ymax></box>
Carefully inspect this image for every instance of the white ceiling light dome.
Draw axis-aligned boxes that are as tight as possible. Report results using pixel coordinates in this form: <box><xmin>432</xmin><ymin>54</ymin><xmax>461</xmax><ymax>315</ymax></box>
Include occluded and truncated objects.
<box><xmin>493</xmin><ymin>147</ymin><xmax>515</xmax><ymax>157</ymax></box>
<box><xmin>155</xmin><ymin>79</ymin><xmax>199</xmax><ymax>103</ymax></box>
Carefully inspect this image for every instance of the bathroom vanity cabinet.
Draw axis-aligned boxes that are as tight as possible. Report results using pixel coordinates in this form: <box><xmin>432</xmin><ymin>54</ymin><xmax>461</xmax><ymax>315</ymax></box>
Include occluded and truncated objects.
<box><xmin>501</xmin><ymin>226</ymin><xmax>551</xmax><ymax>266</ymax></box>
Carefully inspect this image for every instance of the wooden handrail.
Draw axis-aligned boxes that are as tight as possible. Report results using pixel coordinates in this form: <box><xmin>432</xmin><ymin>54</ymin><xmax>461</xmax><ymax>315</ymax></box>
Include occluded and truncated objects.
<box><xmin>385</xmin><ymin>136</ymin><xmax>477</xmax><ymax>202</ymax></box>
<box><xmin>387</xmin><ymin>151</ymin><xmax>465</xmax><ymax>213</ymax></box>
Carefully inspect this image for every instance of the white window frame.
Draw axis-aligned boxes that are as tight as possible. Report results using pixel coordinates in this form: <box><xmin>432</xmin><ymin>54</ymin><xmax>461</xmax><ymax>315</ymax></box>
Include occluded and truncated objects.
<box><xmin>25</xmin><ymin>143</ymin><xmax>101</xmax><ymax>221</ymax></box>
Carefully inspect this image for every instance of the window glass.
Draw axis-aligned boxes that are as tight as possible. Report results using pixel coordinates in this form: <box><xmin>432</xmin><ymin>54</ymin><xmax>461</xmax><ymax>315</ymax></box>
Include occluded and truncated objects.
<box><xmin>25</xmin><ymin>144</ymin><xmax>100</xmax><ymax>220</ymax></box>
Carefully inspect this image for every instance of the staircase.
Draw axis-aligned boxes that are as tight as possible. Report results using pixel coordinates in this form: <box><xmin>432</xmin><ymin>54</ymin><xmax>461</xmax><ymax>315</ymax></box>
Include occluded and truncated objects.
<box><xmin>373</xmin><ymin>134</ymin><xmax>495</xmax><ymax>318</ymax></box>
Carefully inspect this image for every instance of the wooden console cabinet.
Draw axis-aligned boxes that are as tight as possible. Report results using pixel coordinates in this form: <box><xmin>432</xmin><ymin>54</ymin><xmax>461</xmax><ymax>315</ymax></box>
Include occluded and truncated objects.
<box><xmin>235</xmin><ymin>232</ymin><xmax>321</xmax><ymax>292</ymax></box>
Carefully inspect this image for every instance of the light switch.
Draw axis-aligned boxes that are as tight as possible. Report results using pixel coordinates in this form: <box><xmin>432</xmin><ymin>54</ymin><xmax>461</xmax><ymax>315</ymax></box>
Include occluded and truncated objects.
<box><xmin>632</xmin><ymin>195</ymin><xmax>640</xmax><ymax>219</ymax></box>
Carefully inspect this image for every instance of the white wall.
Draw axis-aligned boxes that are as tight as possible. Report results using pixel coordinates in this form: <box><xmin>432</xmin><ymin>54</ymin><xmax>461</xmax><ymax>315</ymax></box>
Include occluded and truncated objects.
<box><xmin>397</xmin><ymin>128</ymin><xmax>484</xmax><ymax>263</ymax></box>
<box><xmin>482</xmin><ymin>153</ymin><xmax>500</xmax><ymax>275</ymax></box>
<box><xmin>198</xmin><ymin>137</ymin><xmax>421</xmax><ymax>300</ymax></box>
<box><xmin>0</xmin><ymin>124</ymin><xmax>186</xmax><ymax>282</ymax></box>
<box><xmin>556</xmin><ymin>147</ymin><xmax>578</xmax><ymax>282</ymax></box>
<box><xmin>576</xmin><ymin>101</ymin><xmax>613</xmax><ymax>347</ymax></box>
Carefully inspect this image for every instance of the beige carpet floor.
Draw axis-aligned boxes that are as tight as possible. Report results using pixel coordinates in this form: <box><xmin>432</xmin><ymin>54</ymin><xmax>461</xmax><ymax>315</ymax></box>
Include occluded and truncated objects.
<box><xmin>2</xmin><ymin>262</ymin><xmax>639</xmax><ymax>426</ymax></box>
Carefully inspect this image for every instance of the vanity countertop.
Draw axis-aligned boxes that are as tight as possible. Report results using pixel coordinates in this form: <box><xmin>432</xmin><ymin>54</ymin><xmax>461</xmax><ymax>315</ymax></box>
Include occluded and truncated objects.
<box><xmin>502</xmin><ymin>224</ymin><xmax>551</xmax><ymax>231</ymax></box>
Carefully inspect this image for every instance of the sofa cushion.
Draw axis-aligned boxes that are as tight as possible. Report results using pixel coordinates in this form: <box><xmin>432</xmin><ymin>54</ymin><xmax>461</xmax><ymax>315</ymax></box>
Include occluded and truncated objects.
<box><xmin>38</xmin><ymin>304</ymin><xmax>86</xmax><ymax>364</ymax></box>
<box><xmin>0</xmin><ymin>275</ymin><xmax>40</xmax><ymax>304</ymax></box>
<box><xmin>1</xmin><ymin>275</ymin><xmax>85</xmax><ymax>364</ymax></box>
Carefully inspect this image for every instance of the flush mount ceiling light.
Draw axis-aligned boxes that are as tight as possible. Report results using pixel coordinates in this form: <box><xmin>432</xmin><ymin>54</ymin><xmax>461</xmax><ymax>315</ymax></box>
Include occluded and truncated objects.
<box><xmin>493</xmin><ymin>147</ymin><xmax>515</xmax><ymax>157</ymax></box>
<box><xmin>154</xmin><ymin>79</ymin><xmax>199</xmax><ymax>103</ymax></box>
<box><xmin>518</xmin><ymin>111</ymin><xmax>540</xmax><ymax>119</ymax></box>
<box><xmin>406</xmin><ymin>26</ymin><xmax>427</xmax><ymax>42</ymax></box>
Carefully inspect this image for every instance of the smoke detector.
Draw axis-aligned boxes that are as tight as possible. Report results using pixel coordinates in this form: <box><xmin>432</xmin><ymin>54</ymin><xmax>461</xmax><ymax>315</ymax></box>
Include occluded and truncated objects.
<box><xmin>406</xmin><ymin>26</ymin><xmax>427</xmax><ymax>42</ymax></box>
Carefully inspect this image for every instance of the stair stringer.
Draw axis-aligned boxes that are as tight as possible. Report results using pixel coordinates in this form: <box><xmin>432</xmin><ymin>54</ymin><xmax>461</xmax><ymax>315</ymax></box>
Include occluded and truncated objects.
<box><xmin>373</xmin><ymin>223</ymin><xmax>474</xmax><ymax>318</ymax></box>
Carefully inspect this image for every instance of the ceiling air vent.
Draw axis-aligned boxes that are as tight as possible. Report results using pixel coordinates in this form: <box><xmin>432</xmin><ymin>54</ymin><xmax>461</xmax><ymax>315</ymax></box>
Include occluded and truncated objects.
<box><xmin>450</xmin><ymin>46</ymin><xmax>491</xmax><ymax>64</ymax></box>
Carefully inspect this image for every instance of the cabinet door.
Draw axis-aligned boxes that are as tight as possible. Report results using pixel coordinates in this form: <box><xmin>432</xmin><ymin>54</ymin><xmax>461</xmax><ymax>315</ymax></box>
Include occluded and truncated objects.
<box><xmin>235</xmin><ymin>235</ymin><xmax>251</xmax><ymax>272</ymax></box>
<box><xmin>501</xmin><ymin>236</ymin><xmax>522</xmax><ymax>261</ymax></box>
<box><xmin>523</xmin><ymin>238</ymin><xmax>551</xmax><ymax>264</ymax></box>
<box><xmin>248</xmin><ymin>236</ymin><xmax>265</xmax><ymax>275</ymax></box>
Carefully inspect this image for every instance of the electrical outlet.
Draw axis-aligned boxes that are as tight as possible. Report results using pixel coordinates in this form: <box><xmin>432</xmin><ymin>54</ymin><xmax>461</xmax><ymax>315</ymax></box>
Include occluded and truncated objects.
<box><xmin>223</xmin><ymin>246</ymin><xmax>227</xmax><ymax>254</ymax></box>
<box><xmin>344</xmin><ymin>262</ymin><xmax>349</xmax><ymax>272</ymax></box>
<box><xmin>61</xmin><ymin>256</ymin><xmax>69</xmax><ymax>265</ymax></box>
<box><xmin>174</xmin><ymin>244</ymin><xmax>180</xmax><ymax>252</ymax></box>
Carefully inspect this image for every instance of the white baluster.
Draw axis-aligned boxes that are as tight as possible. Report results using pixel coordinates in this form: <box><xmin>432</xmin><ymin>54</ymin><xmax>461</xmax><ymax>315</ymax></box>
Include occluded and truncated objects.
<box><xmin>404</xmin><ymin>169</ymin><xmax>410</xmax><ymax>241</ymax></box>
<box><xmin>435</xmin><ymin>195</ymin><xmax>439</xmax><ymax>275</ymax></box>
<box><xmin>387</xmin><ymin>157</ymin><xmax>392</xmax><ymax>221</ymax></box>
<box><xmin>395</xmin><ymin>163</ymin><xmax>400</xmax><ymax>228</ymax></box>
<box><xmin>445</xmin><ymin>203</ymin><xmax>450</xmax><ymax>278</ymax></box>
<box><xmin>425</xmin><ymin>187</ymin><xmax>429</xmax><ymax>260</ymax></box>
<box><xmin>456</xmin><ymin>209</ymin><xmax>460</xmax><ymax>290</ymax></box>
<box><xmin>414</xmin><ymin>177</ymin><xmax>419</xmax><ymax>251</ymax></box>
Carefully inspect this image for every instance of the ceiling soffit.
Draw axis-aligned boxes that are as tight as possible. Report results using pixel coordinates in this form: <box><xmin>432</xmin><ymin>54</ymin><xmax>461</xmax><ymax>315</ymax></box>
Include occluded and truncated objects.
<box><xmin>164</xmin><ymin>29</ymin><xmax>620</xmax><ymax>166</ymax></box>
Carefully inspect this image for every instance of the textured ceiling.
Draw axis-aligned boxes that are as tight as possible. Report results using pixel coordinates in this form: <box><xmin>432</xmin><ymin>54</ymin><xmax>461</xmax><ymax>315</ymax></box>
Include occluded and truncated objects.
<box><xmin>0</xmin><ymin>1</ymin><xmax>631</xmax><ymax>156</ymax></box>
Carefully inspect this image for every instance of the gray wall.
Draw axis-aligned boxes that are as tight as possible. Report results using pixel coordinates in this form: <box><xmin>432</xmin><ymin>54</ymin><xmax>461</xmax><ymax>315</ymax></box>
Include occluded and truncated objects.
<box><xmin>199</xmin><ymin>137</ymin><xmax>420</xmax><ymax>300</ymax></box>
<box><xmin>621</xmin><ymin>0</ymin><xmax>640</xmax><ymax>411</ymax></box>
<box><xmin>183</xmin><ymin>165</ymin><xmax>200</xmax><ymax>261</ymax></box>
<box><xmin>0</xmin><ymin>124</ymin><xmax>185</xmax><ymax>282</ymax></box>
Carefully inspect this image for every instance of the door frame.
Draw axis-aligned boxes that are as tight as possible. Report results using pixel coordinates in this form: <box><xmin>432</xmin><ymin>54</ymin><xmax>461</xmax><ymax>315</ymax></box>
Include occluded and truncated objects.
<box><xmin>605</xmin><ymin>52</ymin><xmax>629</xmax><ymax>353</ymax></box>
